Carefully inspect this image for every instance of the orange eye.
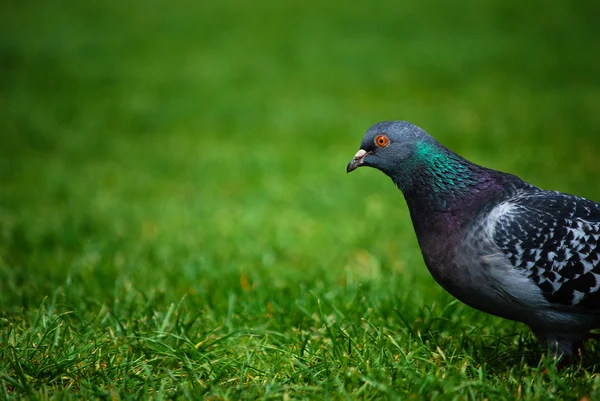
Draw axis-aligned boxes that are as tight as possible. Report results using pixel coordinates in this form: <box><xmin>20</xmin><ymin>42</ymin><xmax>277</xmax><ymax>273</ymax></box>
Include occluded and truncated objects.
<box><xmin>374</xmin><ymin>134</ymin><xmax>389</xmax><ymax>148</ymax></box>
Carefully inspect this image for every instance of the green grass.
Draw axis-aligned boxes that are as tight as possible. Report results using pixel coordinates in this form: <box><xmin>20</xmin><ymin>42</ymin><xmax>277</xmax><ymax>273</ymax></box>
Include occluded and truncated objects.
<box><xmin>2</xmin><ymin>0</ymin><xmax>600</xmax><ymax>399</ymax></box>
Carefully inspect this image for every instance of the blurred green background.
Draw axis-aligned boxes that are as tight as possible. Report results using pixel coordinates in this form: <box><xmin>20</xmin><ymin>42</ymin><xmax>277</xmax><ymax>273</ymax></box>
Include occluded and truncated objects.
<box><xmin>1</xmin><ymin>0</ymin><xmax>600</xmax><ymax>399</ymax></box>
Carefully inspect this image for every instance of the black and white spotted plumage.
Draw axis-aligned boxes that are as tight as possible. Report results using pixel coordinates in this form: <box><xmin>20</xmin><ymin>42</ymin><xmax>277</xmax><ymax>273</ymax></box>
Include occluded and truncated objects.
<box><xmin>493</xmin><ymin>189</ymin><xmax>600</xmax><ymax>311</ymax></box>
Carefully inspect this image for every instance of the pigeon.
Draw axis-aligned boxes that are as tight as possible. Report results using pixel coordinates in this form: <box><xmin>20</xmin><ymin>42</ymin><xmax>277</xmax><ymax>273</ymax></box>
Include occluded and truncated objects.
<box><xmin>347</xmin><ymin>121</ymin><xmax>600</xmax><ymax>360</ymax></box>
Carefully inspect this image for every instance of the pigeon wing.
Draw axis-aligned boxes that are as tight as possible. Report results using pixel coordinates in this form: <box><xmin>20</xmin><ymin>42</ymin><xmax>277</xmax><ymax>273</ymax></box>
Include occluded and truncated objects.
<box><xmin>492</xmin><ymin>190</ymin><xmax>600</xmax><ymax>311</ymax></box>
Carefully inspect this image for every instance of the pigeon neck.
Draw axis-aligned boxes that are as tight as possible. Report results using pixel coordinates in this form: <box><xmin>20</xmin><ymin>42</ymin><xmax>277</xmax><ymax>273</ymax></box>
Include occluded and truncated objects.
<box><xmin>393</xmin><ymin>141</ymin><xmax>500</xmax><ymax>211</ymax></box>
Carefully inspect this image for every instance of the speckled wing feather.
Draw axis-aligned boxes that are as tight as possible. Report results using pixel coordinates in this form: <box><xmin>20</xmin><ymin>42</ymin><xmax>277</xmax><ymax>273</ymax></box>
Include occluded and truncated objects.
<box><xmin>492</xmin><ymin>190</ymin><xmax>600</xmax><ymax>311</ymax></box>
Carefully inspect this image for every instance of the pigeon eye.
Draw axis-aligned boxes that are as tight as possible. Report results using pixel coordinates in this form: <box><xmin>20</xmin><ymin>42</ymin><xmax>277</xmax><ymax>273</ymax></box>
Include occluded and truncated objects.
<box><xmin>375</xmin><ymin>134</ymin><xmax>390</xmax><ymax>148</ymax></box>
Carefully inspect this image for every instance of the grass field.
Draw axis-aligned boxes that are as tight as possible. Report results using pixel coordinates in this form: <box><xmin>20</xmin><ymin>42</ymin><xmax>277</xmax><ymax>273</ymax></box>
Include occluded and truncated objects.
<box><xmin>2</xmin><ymin>0</ymin><xmax>600</xmax><ymax>399</ymax></box>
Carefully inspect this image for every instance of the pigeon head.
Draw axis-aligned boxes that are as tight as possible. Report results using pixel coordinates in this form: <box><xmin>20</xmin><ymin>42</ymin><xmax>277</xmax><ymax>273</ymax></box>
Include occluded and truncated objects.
<box><xmin>347</xmin><ymin>121</ymin><xmax>440</xmax><ymax>185</ymax></box>
<box><xmin>347</xmin><ymin>121</ymin><xmax>492</xmax><ymax>202</ymax></box>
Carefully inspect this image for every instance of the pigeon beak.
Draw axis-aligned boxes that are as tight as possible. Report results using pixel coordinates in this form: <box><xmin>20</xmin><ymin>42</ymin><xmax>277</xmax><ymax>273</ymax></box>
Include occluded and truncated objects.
<box><xmin>347</xmin><ymin>149</ymin><xmax>367</xmax><ymax>173</ymax></box>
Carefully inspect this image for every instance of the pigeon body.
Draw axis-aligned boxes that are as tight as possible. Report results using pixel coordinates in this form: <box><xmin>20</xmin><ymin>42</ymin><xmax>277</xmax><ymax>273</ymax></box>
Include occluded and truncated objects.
<box><xmin>347</xmin><ymin>121</ymin><xmax>600</xmax><ymax>359</ymax></box>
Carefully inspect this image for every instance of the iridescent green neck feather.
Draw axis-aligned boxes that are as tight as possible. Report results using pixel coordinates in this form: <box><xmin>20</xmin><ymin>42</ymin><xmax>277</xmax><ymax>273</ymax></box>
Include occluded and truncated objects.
<box><xmin>414</xmin><ymin>142</ymin><xmax>473</xmax><ymax>191</ymax></box>
<box><xmin>393</xmin><ymin>141</ymin><xmax>489</xmax><ymax>207</ymax></box>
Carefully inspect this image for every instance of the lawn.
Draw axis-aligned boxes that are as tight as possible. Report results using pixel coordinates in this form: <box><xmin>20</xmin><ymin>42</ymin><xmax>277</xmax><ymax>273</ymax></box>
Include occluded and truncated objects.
<box><xmin>1</xmin><ymin>0</ymin><xmax>600</xmax><ymax>399</ymax></box>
